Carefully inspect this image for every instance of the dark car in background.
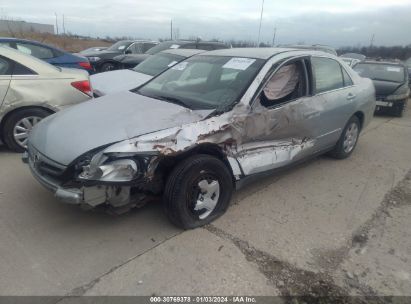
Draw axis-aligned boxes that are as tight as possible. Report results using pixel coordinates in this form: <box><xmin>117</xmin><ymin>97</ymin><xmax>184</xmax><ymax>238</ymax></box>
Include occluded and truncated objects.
<box><xmin>0</xmin><ymin>37</ymin><xmax>92</xmax><ymax>72</ymax></box>
<box><xmin>354</xmin><ymin>60</ymin><xmax>409</xmax><ymax>116</ymax></box>
<box><xmin>83</xmin><ymin>40</ymin><xmax>158</xmax><ymax>72</ymax></box>
<box><xmin>406</xmin><ymin>58</ymin><xmax>411</xmax><ymax>89</ymax></box>
<box><xmin>113</xmin><ymin>40</ymin><xmax>230</xmax><ymax>69</ymax></box>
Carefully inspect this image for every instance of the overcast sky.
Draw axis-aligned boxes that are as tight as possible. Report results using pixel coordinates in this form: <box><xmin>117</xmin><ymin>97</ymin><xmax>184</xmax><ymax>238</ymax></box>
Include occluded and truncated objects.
<box><xmin>2</xmin><ymin>0</ymin><xmax>411</xmax><ymax>47</ymax></box>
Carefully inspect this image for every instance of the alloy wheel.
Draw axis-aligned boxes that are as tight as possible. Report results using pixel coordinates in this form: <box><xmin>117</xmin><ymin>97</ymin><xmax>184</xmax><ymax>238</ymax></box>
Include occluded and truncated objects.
<box><xmin>13</xmin><ymin>116</ymin><xmax>42</xmax><ymax>148</ymax></box>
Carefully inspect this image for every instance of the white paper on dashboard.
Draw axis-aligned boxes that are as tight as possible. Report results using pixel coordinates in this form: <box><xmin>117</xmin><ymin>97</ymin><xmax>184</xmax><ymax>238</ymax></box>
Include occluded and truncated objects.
<box><xmin>171</xmin><ymin>62</ymin><xmax>189</xmax><ymax>70</ymax></box>
<box><xmin>170</xmin><ymin>44</ymin><xmax>180</xmax><ymax>49</ymax></box>
<box><xmin>223</xmin><ymin>58</ymin><xmax>256</xmax><ymax>70</ymax></box>
<box><xmin>387</xmin><ymin>67</ymin><xmax>401</xmax><ymax>72</ymax></box>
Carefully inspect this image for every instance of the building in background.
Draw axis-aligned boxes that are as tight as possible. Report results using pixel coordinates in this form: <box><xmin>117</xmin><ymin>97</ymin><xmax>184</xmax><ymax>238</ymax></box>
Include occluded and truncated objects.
<box><xmin>0</xmin><ymin>19</ymin><xmax>54</xmax><ymax>34</ymax></box>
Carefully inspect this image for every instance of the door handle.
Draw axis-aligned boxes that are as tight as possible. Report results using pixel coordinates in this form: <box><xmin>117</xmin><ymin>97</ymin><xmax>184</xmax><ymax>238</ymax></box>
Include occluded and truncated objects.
<box><xmin>347</xmin><ymin>93</ymin><xmax>356</xmax><ymax>101</ymax></box>
<box><xmin>303</xmin><ymin>111</ymin><xmax>320</xmax><ymax>119</ymax></box>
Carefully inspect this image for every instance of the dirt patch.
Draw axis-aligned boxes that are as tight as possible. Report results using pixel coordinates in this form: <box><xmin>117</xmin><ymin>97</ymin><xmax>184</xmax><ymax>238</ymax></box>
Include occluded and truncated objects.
<box><xmin>205</xmin><ymin>225</ymin><xmax>353</xmax><ymax>302</ymax></box>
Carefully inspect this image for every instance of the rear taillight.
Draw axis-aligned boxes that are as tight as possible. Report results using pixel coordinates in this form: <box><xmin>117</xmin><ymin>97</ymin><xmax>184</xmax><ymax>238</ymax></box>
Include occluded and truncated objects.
<box><xmin>71</xmin><ymin>80</ymin><xmax>92</xmax><ymax>97</ymax></box>
<box><xmin>78</xmin><ymin>62</ymin><xmax>92</xmax><ymax>70</ymax></box>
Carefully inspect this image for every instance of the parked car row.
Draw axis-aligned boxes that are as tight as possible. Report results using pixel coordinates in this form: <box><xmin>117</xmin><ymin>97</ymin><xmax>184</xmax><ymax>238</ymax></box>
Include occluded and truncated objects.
<box><xmin>0</xmin><ymin>44</ymin><xmax>375</xmax><ymax>228</ymax></box>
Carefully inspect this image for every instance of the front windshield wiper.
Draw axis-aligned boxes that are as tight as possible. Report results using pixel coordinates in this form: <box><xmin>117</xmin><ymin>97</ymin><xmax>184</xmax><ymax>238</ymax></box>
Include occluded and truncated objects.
<box><xmin>150</xmin><ymin>95</ymin><xmax>192</xmax><ymax>109</ymax></box>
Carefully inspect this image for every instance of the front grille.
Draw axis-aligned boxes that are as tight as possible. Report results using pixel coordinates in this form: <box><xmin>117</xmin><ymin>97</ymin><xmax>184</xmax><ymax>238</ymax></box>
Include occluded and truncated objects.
<box><xmin>27</xmin><ymin>144</ymin><xmax>67</xmax><ymax>180</ymax></box>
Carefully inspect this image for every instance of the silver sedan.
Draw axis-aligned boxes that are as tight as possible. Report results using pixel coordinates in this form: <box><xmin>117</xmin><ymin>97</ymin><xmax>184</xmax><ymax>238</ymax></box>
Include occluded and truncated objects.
<box><xmin>25</xmin><ymin>48</ymin><xmax>376</xmax><ymax>228</ymax></box>
<box><xmin>0</xmin><ymin>46</ymin><xmax>92</xmax><ymax>152</ymax></box>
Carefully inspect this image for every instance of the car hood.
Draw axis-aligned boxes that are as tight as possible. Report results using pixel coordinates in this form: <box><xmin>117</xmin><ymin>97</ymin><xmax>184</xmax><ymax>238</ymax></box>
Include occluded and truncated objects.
<box><xmin>29</xmin><ymin>91</ymin><xmax>214</xmax><ymax>166</ymax></box>
<box><xmin>91</xmin><ymin>69</ymin><xmax>152</xmax><ymax>96</ymax></box>
<box><xmin>372</xmin><ymin>80</ymin><xmax>404</xmax><ymax>97</ymax></box>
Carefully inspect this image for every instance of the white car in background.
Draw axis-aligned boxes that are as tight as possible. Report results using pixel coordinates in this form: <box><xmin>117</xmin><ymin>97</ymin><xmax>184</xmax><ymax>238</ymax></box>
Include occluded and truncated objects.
<box><xmin>0</xmin><ymin>46</ymin><xmax>92</xmax><ymax>152</ymax></box>
<box><xmin>91</xmin><ymin>49</ymin><xmax>204</xmax><ymax>97</ymax></box>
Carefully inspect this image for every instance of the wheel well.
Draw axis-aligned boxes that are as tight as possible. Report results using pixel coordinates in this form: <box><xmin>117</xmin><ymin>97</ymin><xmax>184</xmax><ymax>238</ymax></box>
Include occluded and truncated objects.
<box><xmin>0</xmin><ymin>106</ymin><xmax>54</xmax><ymax>139</ymax></box>
<box><xmin>99</xmin><ymin>60</ymin><xmax>118</xmax><ymax>67</ymax></box>
<box><xmin>353</xmin><ymin>111</ymin><xmax>365</xmax><ymax>130</ymax></box>
<box><xmin>155</xmin><ymin>144</ymin><xmax>235</xmax><ymax>187</ymax></box>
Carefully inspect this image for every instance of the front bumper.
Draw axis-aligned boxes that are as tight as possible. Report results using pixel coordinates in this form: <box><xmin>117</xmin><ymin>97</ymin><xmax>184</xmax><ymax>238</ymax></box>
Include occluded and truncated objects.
<box><xmin>375</xmin><ymin>98</ymin><xmax>406</xmax><ymax>109</ymax></box>
<box><xmin>23</xmin><ymin>152</ymin><xmax>84</xmax><ymax>204</ymax></box>
<box><xmin>23</xmin><ymin>151</ymin><xmax>134</xmax><ymax>208</ymax></box>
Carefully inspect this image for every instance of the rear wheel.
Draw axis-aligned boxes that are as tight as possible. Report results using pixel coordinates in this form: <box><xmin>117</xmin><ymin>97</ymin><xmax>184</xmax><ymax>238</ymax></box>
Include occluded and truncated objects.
<box><xmin>329</xmin><ymin>116</ymin><xmax>360</xmax><ymax>159</ymax></box>
<box><xmin>100</xmin><ymin>62</ymin><xmax>117</xmax><ymax>72</ymax></box>
<box><xmin>163</xmin><ymin>154</ymin><xmax>233</xmax><ymax>229</ymax></box>
<box><xmin>2</xmin><ymin>108</ymin><xmax>51</xmax><ymax>152</ymax></box>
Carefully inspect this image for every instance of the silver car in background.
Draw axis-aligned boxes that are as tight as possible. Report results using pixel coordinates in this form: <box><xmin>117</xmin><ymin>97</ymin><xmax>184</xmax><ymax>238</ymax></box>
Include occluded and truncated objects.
<box><xmin>24</xmin><ymin>48</ymin><xmax>375</xmax><ymax>229</ymax></box>
<box><xmin>0</xmin><ymin>46</ymin><xmax>92</xmax><ymax>152</ymax></box>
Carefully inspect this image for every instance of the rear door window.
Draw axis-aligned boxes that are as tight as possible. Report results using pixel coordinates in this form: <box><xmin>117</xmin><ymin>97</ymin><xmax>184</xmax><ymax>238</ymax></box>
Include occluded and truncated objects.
<box><xmin>16</xmin><ymin>42</ymin><xmax>55</xmax><ymax>59</ymax></box>
<box><xmin>142</xmin><ymin>43</ymin><xmax>157</xmax><ymax>52</ymax></box>
<box><xmin>0</xmin><ymin>56</ymin><xmax>11</xmax><ymax>75</ymax></box>
<box><xmin>312</xmin><ymin>57</ymin><xmax>344</xmax><ymax>94</ymax></box>
<box><xmin>342</xmin><ymin>67</ymin><xmax>353</xmax><ymax>87</ymax></box>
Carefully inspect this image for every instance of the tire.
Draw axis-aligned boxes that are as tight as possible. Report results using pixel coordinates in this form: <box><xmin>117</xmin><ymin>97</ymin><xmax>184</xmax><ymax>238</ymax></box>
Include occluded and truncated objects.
<box><xmin>163</xmin><ymin>154</ymin><xmax>233</xmax><ymax>229</ymax></box>
<box><xmin>99</xmin><ymin>62</ymin><xmax>117</xmax><ymax>72</ymax></box>
<box><xmin>2</xmin><ymin>108</ymin><xmax>51</xmax><ymax>152</ymax></box>
<box><xmin>329</xmin><ymin>116</ymin><xmax>361</xmax><ymax>160</ymax></box>
<box><xmin>392</xmin><ymin>101</ymin><xmax>405</xmax><ymax>117</ymax></box>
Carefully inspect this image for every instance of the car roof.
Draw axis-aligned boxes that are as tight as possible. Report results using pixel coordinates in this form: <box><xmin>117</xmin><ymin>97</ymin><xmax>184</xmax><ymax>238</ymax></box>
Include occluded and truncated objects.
<box><xmin>198</xmin><ymin>47</ymin><xmax>315</xmax><ymax>60</ymax></box>
<box><xmin>161</xmin><ymin>48</ymin><xmax>205</xmax><ymax>57</ymax></box>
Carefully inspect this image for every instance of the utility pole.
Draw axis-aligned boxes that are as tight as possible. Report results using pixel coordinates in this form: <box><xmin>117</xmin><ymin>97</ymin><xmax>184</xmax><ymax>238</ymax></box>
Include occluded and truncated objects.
<box><xmin>370</xmin><ymin>33</ymin><xmax>375</xmax><ymax>48</ymax></box>
<box><xmin>54</xmin><ymin>12</ymin><xmax>59</xmax><ymax>35</ymax></box>
<box><xmin>257</xmin><ymin>0</ymin><xmax>265</xmax><ymax>48</ymax></box>
<box><xmin>272</xmin><ymin>26</ymin><xmax>277</xmax><ymax>46</ymax></box>
<box><xmin>62</xmin><ymin>14</ymin><xmax>66</xmax><ymax>35</ymax></box>
<box><xmin>170</xmin><ymin>20</ymin><xmax>173</xmax><ymax>40</ymax></box>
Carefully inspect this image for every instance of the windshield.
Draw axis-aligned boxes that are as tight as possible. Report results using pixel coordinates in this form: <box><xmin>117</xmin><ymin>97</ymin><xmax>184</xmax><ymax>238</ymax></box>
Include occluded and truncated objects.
<box><xmin>133</xmin><ymin>53</ymin><xmax>185</xmax><ymax>76</ymax></box>
<box><xmin>137</xmin><ymin>55</ymin><xmax>264</xmax><ymax>110</ymax></box>
<box><xmin>354</xmin><ymin>63</ymin><xmax>405</xmax><ymax>83</ymax></box>
<box><xmin>107</xmin><ymin>41</ymin><xmax>132</xmax><ymax>52</ymax></box>
<box><xmin>145</xmin><ymin>42</ymin><xmax>182</xmax><ymax>55</ymax></box>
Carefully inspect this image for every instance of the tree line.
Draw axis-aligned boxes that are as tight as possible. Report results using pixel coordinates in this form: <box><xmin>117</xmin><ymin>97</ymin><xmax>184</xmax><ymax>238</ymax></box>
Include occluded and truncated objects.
<box><xmin>337</xmin><ymin>45</ymin><xmax>411</xmax><ymax>61</ymax></box>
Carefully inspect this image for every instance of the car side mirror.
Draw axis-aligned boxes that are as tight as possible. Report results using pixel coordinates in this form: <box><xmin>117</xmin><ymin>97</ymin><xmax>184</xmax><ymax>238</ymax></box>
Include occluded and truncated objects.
<box><xmin>125</xmin><ymin>49</ymin><xmax>132</xmax><ymax>54</ymax></box>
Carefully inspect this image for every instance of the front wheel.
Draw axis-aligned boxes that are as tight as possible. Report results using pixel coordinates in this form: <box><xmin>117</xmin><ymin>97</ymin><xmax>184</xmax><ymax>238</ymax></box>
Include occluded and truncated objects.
<box><xmin>163</xmin><ymin>154</ymin><xmax>234</xmax><ymax>229</ymax></box>
<box><xmin>2</xmin><ymin>108</ymin><xmax>51</xmax><ymax>152</ymax></box>
<box><xmin>392</xmin><ymin>101</ymin><xmax>405</xmax><ymax>117</ymax></box>
<box><xmin>329</xmin><ymin>116</ymin><xmax>361</xmax><ymax>159</ymax></box>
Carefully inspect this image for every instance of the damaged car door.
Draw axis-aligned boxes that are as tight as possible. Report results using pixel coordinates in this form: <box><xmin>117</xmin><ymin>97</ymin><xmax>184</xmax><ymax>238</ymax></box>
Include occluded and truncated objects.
<box><xmin>236</xmin><ymin>57</ymin><xmax>324</xmax><ymax>175</ymax></box>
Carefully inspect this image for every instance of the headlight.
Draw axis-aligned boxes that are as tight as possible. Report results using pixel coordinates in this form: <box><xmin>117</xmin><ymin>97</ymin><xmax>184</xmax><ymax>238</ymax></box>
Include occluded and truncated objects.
<box><xmin>386</xmin><ymin>93</ymin><xmax>409</xmax><ymax>101</ymax></box>
<box><xmin>79</xmin><ymin>159</ymin><xmax>138</xmax><ymax>182</ymax></box>
<box><xmin>88</xmin><ymin>56</ymin><xmax>101</xmax><ymax>62</ymax></box>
